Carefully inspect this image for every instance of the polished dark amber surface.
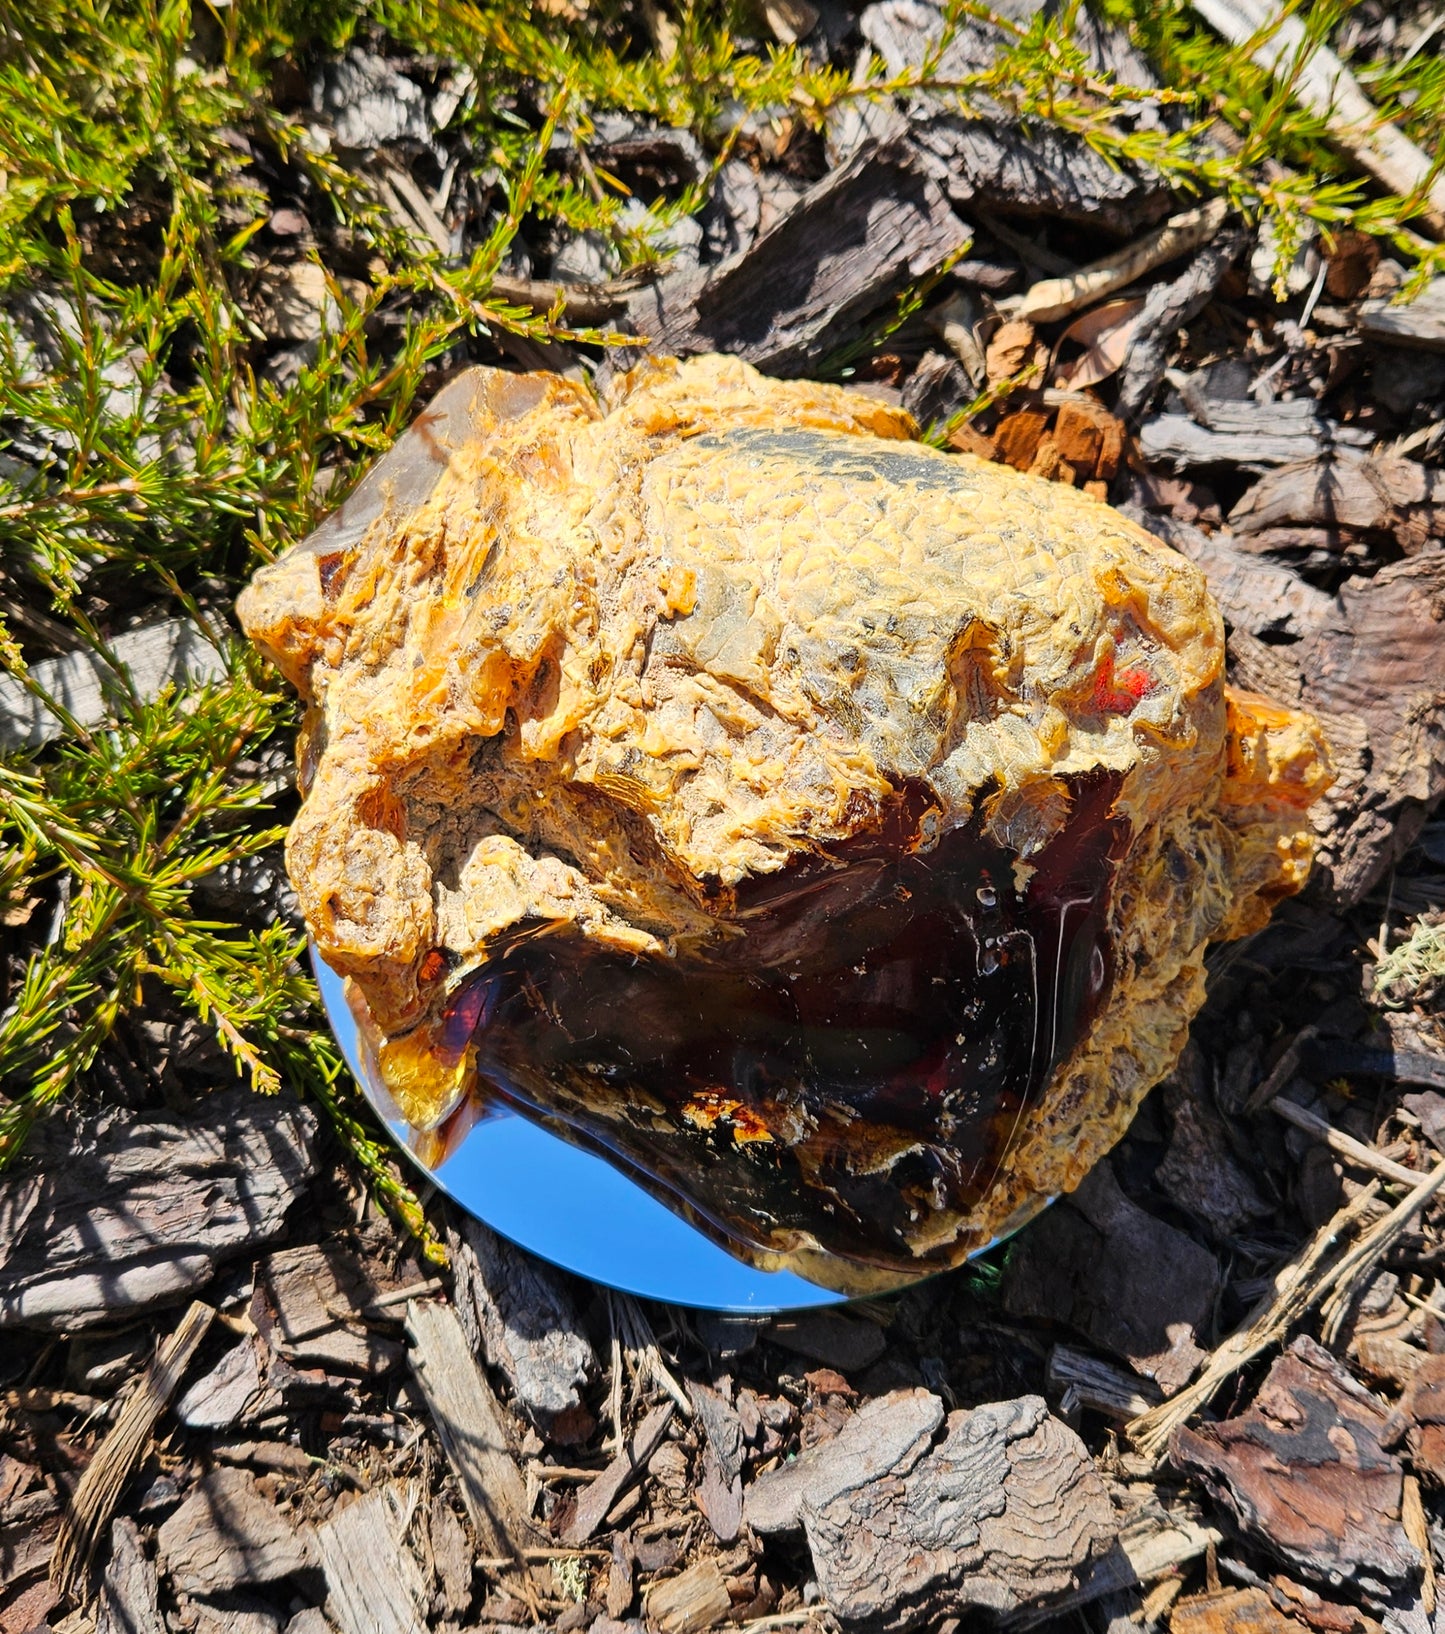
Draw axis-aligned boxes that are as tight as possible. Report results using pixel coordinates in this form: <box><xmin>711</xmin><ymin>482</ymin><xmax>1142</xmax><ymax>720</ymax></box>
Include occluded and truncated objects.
<box><xmin>431</xmin><ymin>772</ymin><xmax>1129</xmax><ymax>1273</ymax></box>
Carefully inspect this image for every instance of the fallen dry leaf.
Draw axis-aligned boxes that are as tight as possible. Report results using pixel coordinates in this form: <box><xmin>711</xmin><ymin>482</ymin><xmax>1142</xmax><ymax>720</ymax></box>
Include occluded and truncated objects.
<box><xmin>1053</xmin><ymin>297</ymin><xmax>1147</xmax><ymax>390</ymax></box>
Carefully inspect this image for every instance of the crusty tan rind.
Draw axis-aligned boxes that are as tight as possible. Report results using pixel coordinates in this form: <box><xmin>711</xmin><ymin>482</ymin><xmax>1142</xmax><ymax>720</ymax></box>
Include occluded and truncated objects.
<box><xmin>238</xmin><ymin>353</ymin><xmax>1329</xmax><ymax>1282</ymax></box>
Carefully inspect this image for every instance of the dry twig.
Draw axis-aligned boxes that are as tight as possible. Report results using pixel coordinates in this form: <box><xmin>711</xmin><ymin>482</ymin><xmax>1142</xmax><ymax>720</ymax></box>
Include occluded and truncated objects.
<box><xmin>1008</xmin><ymin>200</ymin><xmax>1229</xmax><ymax>324</ymax></box>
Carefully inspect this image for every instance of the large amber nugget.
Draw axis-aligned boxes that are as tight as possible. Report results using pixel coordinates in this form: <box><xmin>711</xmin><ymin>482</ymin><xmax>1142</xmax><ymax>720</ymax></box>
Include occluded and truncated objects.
<box><xmin>239</xmin><ymin>355</ymin><xmax>1327</xmax><ymax>1291</ymax></box>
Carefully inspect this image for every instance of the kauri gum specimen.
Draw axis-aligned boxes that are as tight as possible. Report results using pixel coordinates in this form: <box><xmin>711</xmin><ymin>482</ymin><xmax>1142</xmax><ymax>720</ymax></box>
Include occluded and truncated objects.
<box><xmin>238</xmin><ymin>355</ymin><xmax>1329</xmax><ymax>1291</ymax></box>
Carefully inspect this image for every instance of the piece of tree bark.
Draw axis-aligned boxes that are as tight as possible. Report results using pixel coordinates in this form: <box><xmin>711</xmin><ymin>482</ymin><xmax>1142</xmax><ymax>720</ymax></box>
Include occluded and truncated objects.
<box><xmin>1392</xmin><ymin>1354</ymin><xmax>1445</xmax><ymax>1488</ymax></box>
<box><xmin>563</xmin><ymin>1403</ymin><xmax>676</xmax><ymax>1546</ymax></box>
<box><xmin>643</xmin><ymin>1560</ymin><xmax>733</xmax><ymax>1634</ymax></box>
<box><xmin>1156</xmin><ymin>1044</ymin><xmax>1272</xmax><ymax>1241</ymax></box>
<box><xmin>911</xmin><ymin>117</ymin><xmax>1169</xmax><ymax>236</ymax></box>
<box><xmin>95</xmin><ymin>1519</ymin><xmax>164</xmax><ymax>1634</ymax></box>
<box><xmin>426</xmin><ymin>1496</ymin><xmax>473</xmax><ymax>1621</ymax></box>
<box><xmin>1139</xmin><ymin>408</ymin><xmax>1372</xmax><ymax>473</ymax></box>
<box><xmin>447</xmin><ymin>1213</ymin><xmax>596</xmax><ymax>1444</ymax></box>
<box><xmin>1229</xmin><ymin>450</ymin><xmax>1445</xmax><ymax>554</ymax></box>
<box><xmin>1359</xmin><ymin>280</ymin><xmax>1445</xmax><ymax>350</ymax></box>
<box><xmin>688</xmin><ymin>1382</ymin><xmax>745</xmax><ymax>1544</ymax></box>
<box><xmin>620</xmin><ymin>137</ymin><xmax>969</xmax><ymax>376</ymax></box>
<box><xmin>1134</xmin><ymin>513</ymin><xmax>1445</xmax><ymax>905</ymax></box>
<box><xmin>1172</xmin><ymin>1336</ymin><xmax>1421</xmax><ymax>1601</ymax></box>
<box><xmin>157</xmin><ymin>1468</ymin><xmax>315</xmax><ymax>1596</ymax></box>
<box><xmin>766</xmin><ymin>1310</ymin><xmax>887</xmax><ymax>1373</ymax></box>
<box><xmin>52</xmin><ymin>1300</ymin><xmax>214</xmax><ymax>1598</ymax></box>
<box><xmin>1115</xmin><ymin>231</ymin><xmax>1248</xmax><ymax>421</ymax></box>
<box><xmin>746</xmin><ymin>1388</ymin><xmax>944</xmax><ymax>1537</ymax></box>
<box><xmin>402</xmin><ymin>1300</ymin><xmax>538</xmax><ymax>1567</ymax></box>
<box><xmin>255</xmin><ymin>1244</ymin><xmax>404</xmax><ymax>1378</ymax></box>
<box><xmin>314</xmin><ymin>1485</ymin><xmax>427</xmax><ymax>1634</ymax></box>
<box><xmin>175</xmin><ymin>1338</ymin><xmax>272</xmax><ymax>1432</ymax></box>
<box><xmin>1002</xmin><ymin>1163</ymin><xmax>1219</xmax><ymax>1397</ymax></box>
<box><xmin>0</xmin><ymin>1091</ymin><xmax>316</xmax><ymax>1330</ymax></box>
<box><xmin>749</xmin><ymin>1388</ymin><xmax>1114</xmax><ymax>1632</ymax></box>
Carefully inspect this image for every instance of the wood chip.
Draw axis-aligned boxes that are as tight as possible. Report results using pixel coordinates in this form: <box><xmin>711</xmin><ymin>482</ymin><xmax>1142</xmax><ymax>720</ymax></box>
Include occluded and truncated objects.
<box><xmin>1358</xmin><ymin>279</ymin><xmax>1445</xmax><ymax>350</ymax></box>
<box><xmin>1048</xmin><ymin>1344</ymin><xmax>1163</xmax><ymax>1422</ymax></box>
<box><xmin>0</xmin><ymin>1092</ymin><xmax>316</xmax><ymax>1331</ymax></box>
<box><xmin>644</xmin><ymin>1560</ymin><xmax>734</xmax><ymax>1634</ymax></box>
<box><xmin>1115</xmin><ymin>230</ymin><xmax>1248</xmax><ymax>420</ymax></box>
<box><xmin>563</xmin><ymin>1403</ymin><xmax>676</xmax><ymax>1546</ymax></box>
<box><xmin>51</xmin><ymin>1300</ymin><xmax>213</xmax><ymax>1598</ymax></box>
<box><xmin>257</xmin><ymin>1244</ymin><xmax>404</xmax><ymax>1378</ymax></box>
<box><xmin>1138</xmin><ymin>408</ymin><xmax>1371</xmax><ymax>473</ymax></box>
<box><xmin>621</xmin><ymin>137</ymin><xmax>969</xmax><ymax>375</ymax></box>
<box><xmin>314</xmin><ymin>1485</ymin><xmax>427</xmax><ymax>1634</ymax></box>
<box><xmin>94</xmin><ymin>1519</ymin><xmax>162</xmax><ymax>1634</ymax></box>
<box><xmin>1172</xmin><ymin>1337</ymin><xmax>1421</xmax><ymax>1601</ymax></box>
<box><xmin>426</xmin><ymin>1496</ymin><xmax>473</xmax><ymax>1620</ymax></box>
<box><xmin>403</xmin><ymin>1300</ymin><xmax>538</xmax><ymax>1566</ymax></box>
<box><xmin>157</xmin><ymin>1468</ymin><xmax>314</xmax><ymax>1596</ymax></box>
<box><xmin>448</xmin><ymin>1214</ymin><xmax>596</xmax><ymax>1444</ymax></box>
<box><xmin>766</xmin><ymin>1310</ymin><xmax>886</xmax><ymax>1374</ymax></box>
<box><xmin>1002</xmin><ymin>1163</ymin><xmax>1218</xmax><ymax>1396</ymax></box>
<box><xmin>747</xmin><ymin>1389</ymin><xmax>943</xmax><ymax>1537</ymax></box>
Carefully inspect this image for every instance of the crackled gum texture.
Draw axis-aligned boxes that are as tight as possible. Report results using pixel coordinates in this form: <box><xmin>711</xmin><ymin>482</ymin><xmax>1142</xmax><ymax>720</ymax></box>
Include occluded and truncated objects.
<box><xmin>238</xmin><ymin>354</ymin><xmax>1330</xmax><ymax>1288</ymax></box>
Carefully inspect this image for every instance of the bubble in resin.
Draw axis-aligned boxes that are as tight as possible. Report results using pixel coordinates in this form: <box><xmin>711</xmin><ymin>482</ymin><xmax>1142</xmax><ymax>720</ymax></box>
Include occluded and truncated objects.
<box><xmin>238</xmin><ymin>354</ymin><xmax>1330</xmax><ymax>1293</ymax></box>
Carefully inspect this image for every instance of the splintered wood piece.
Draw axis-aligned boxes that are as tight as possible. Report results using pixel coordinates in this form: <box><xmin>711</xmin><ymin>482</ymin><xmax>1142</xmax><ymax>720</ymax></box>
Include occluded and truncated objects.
<box><xmin>0</xmin><ymin>1092</ymin><xmax>316</xmax><ymax>1331</ymax></box>
<box><xmin>689</xmin><ymin>1382</ymin><xmax>745</xmax><ymax>1544</ymax></box>
<box><xmin>51</xmin><ymin>1300</ymin><xmax>213</xmax><ymax>1597</ymax></box>
<box><xmin>622</xmin><ymin>137</ymin><xmax>969</xmax><ymax>375</ymax></box>
<box><xmin>563</xmin><ymin>1403</ymin><xmax>676</xmax><ymax>1546</ymax></box>
<box><xmin>403</xmin><ymin>1300</ymin><xmax>537</xmax><ymax>1565</ymax></box>
<box><xmin>448</xmin><ymin>1214</ymin><xmax>596</xmax><ymax>1444</ymax></box>
<box><xmin>1171</xmin><ymin>1337</ymin><xmax>1420</xmax><ymax>1600</ymax></box>
<box><xmin>94</xmin><ymin>1519</ymin><xmax>163</xmax><ymax>1634</ymax></box>
<box><xmin>314</xmin><ymin>1485</ymin><xmax>427</xmax><ymax>1634</ymax></box>
<box><xmin>1190</xmin><ymin>0</ymin><xmax>1445</xmax><ymax>234</ymax></box>
<box><xmin>1048</xmin><ymin>1344</ymin><xmax>1162</xmax><ymax>1422</ymax></box>
<box><xmin>156</xmin><ymin>1469</ymin><xmax>314</xmax><ymax>1596</ymax></box>
<box><xmin>643</xmin><ymin>1560</ymin><xmax>734</xmax><ymax>1634</ymax></box>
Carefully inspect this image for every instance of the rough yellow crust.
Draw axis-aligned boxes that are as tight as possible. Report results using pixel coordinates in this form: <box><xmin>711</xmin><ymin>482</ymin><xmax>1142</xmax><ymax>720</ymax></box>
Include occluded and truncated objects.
<box><xmin>238</xmin><ymin>353</ymin><xmax>1329</xmax><ymax>1281</ymax></box>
